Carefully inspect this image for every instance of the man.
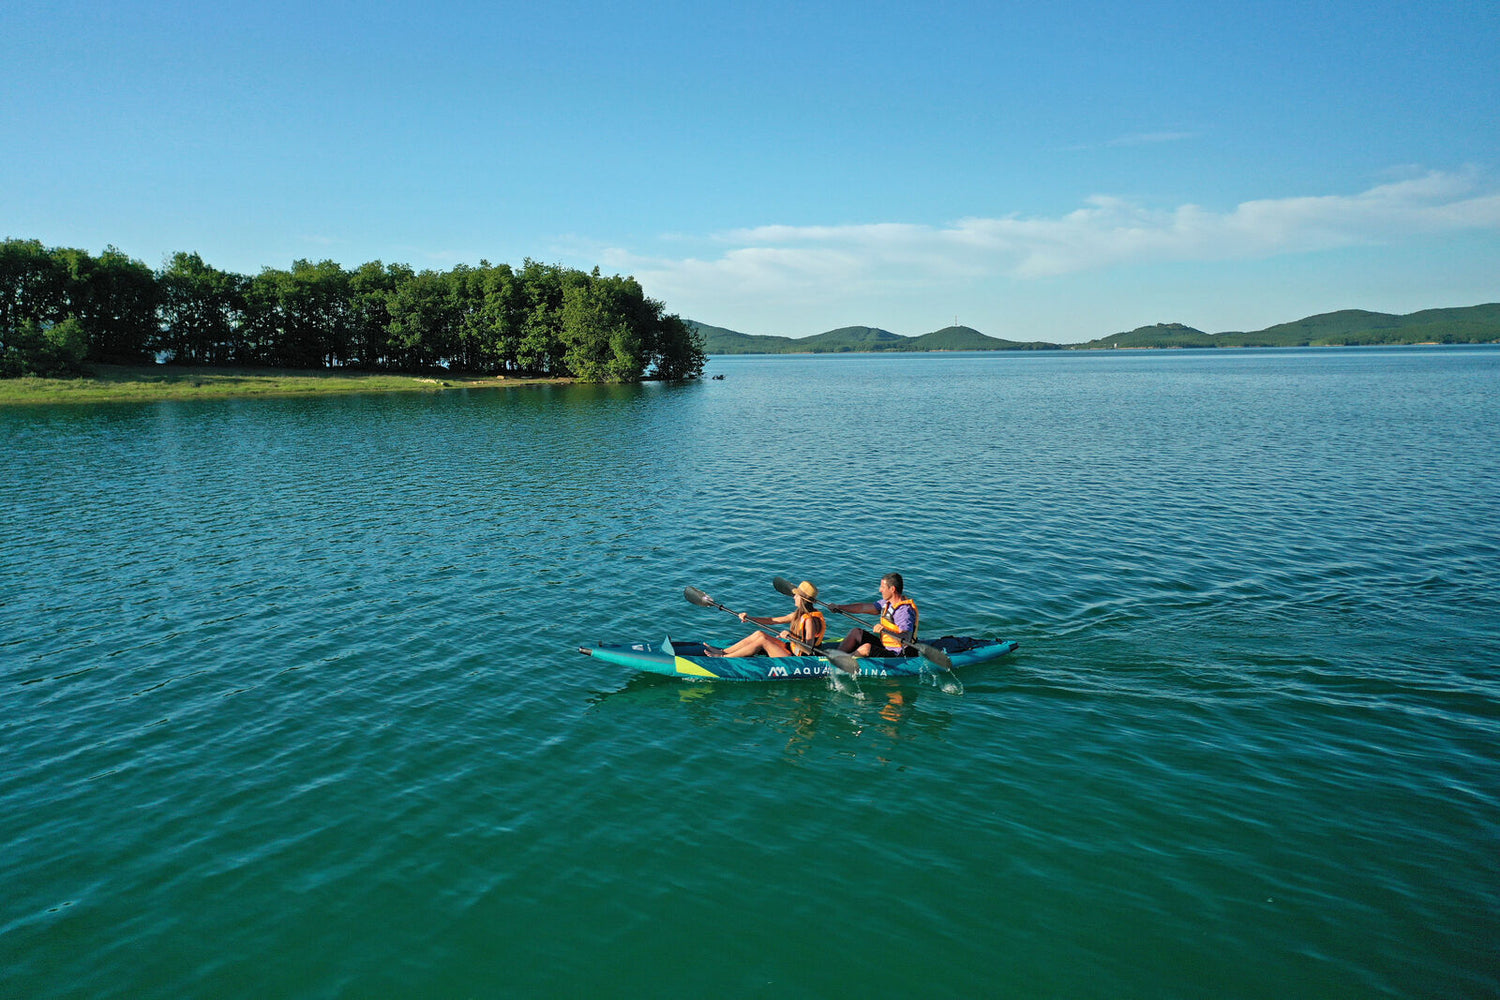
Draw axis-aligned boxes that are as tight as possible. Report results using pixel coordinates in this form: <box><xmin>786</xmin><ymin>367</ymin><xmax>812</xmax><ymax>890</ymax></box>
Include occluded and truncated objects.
<box><xmin>831</xmin><ymin>572</ymin><xmax>919</xmax><ymax>657</ymax></box>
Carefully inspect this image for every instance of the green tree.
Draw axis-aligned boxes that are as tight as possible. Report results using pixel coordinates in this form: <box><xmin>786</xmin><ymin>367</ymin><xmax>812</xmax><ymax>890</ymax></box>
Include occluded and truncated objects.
<box><xmin>0</xmin><ymin>238</ymin><xmax>67</xmax><ymax>341</ymax></box>
<box><xmin>66</xmin><ymin>246</ymin><xmax>158</xmax><ymax>362</ymax></box>
<box><xmin>477</xmin><ymin>263</ymin><xmax>522</xmax><ymax>372</ymax></box>
<box><xmin>242</xmin><ymin>268</ymin><xmax>289</xmax><ymax>365</ymax></box>
<box><xmin>447</xmin><ymin>263</ymin><xmax>489</xmax><ymax>371</ymax></box>
<box><xmin>648</xmin><ymin>311</ymin><xmax>707</xmax><ymax>380</ymax></box>
<box><xmin>157</xmin><ymin>251</ymin><xmax>246</xmax><ymax>364</ymax></box>
<box><xmin>287</xmin><ymin>259</ymin><xmax>353</xmax><ymax>367</ymax></box>
<box><xmin>515</xmin><ymin>260</ymin><xmax>567</xmax><ymax>375</ymax></box>
<box><xmin>561</xmin><ymin>269</ymin><xmax>646</xmax><ymax>381</ymax></box>
<box><xmin>244</xmin><ymin>260</ymin><xmax>353</xmax><ymax>368</ymax></box>
<box><xmin>0</xmin><ymin>316</ymin><xmax>88</xmax><ymax>376</ymax></box>
<box><xmin>3</xmin><ymin>234</ymin><xmax>702</xmax><ymax>381</ymax></box>
<box><xmin>348</xmin><ymin>261</ymin><xmax>409</xmax><ymax>368</ymax></box>
<box><xmin>386</xmin><ymin>269</ymin><xmax>458</xmax><ymax>369</ymax></box>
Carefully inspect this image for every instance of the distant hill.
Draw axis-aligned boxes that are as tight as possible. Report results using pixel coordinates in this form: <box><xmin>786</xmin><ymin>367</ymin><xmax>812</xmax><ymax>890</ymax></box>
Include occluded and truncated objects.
<box><xmin>1072</xmin><ymin>304</ymin><xmax>1500</xmax><ymax>349</ymax></box>
<box><xmin>689</xmin><ymin>322</ymin><xmax>1061</xmax><ymax>354</ymax></box>
<box><xmin>910</xmin><ymin>326</ymin><xmax>1059</xmax><ymax>351</ymax></box>
<box><xmin>687</xmin><ymin>322</ymin><xmax>803</xmax><ymax>354</ymax></box>
<box><xmin>1211</xmin><ymin>304</ymin><xmax>1500</xmax><ymax>347</ymax></box>
<box><xmin>1078</xmin><ymin>323</ymin><xmax>1216</xmax><ymax>349</ymax></box>
<box><xmin>798</xmin><ymin>326</ymin><xmax>909</xmax><ymax>352</ymax></box>
<box><xmin>691</xmin><ymin>304</ymin><xmax>1500</xmax><ymax>354</ymax></box>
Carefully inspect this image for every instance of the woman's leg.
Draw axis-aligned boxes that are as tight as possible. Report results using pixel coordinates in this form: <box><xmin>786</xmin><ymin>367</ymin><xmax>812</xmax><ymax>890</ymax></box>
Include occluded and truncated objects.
<box><xmin>724</xmin><ymin>632</ymin><xmax>792</xmax><ymax>657</ymax></box>
<box><xmin>763</xmin><ymin>635</ymin><xmax>797</xmax><ymax>657</ymax></box>
<box><xmin>718</xmin><ymin>632</ymin><xmax>760</xmax><ymax>656</ymax></box>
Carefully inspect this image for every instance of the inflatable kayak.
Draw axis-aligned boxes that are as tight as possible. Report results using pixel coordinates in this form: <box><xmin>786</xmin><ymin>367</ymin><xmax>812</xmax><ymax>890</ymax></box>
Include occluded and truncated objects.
<box><xmin>577</xmin><ymin>636</ymin><xmax>1019</xmax><ymax>681</ymax></box>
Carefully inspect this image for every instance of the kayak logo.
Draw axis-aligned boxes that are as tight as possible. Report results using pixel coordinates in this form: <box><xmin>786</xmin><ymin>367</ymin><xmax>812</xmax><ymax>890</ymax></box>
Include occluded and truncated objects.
<box><xmin>767</xmin><ymin>664</ymin><xmax>833</xmax><ymax>678</ymax></box>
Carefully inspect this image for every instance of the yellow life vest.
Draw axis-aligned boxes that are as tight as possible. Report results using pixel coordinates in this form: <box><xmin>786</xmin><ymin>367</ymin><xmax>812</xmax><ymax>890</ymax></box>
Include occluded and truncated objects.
<box><xmin>877</xmin><ymin>596</ymin><xmax>918</xmax><ymax>651</ymax></box>
<box><xmin>791</xmin><ymin>610</ymin><xmax>826</xmax><ymax>649</ymax></box>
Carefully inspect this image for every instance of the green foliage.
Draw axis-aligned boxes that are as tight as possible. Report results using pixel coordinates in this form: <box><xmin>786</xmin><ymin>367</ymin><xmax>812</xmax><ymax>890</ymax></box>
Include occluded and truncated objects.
<box><xmin>649</xmin><ymin>314</ymin><xmax>706</xmax><ymax>380</ymax></box>
<box><xmin>1</xmin><ymin>316</ymin><xmax>87</xmax><ymax>376</ymax></box>
<box><xmin>68</xmin><ymin>246</ymin><xmax>159</xmax><ymax>362</ymax></box>
<box><xmin>158</xmin><ymin>252</ymin><xmax>246</xmax><ymax>364</ymax></box>
<box><xmin>347</xmin><ymin>261</ymin><xmax>409</xmax><ymax>368</ymax></box>
<box><xmin>0</xmin><ymin>239</ymin><xmax>67</xmax><ymax>335</ymax></box>
<box><xmin>1</xmin><ymin>238</ymin><xmax>704</xmax><ymax>382</ymax></box>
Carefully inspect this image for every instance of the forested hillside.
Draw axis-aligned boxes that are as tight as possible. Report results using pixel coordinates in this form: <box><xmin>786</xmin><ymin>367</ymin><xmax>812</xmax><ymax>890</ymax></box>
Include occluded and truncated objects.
<box><xmin>694</xmin><ymin>305</ymin><xmax>1500</xmax><ymax>353</ymax></box>
<box><xmin>690</xmin><ymin>322</ymin><xmax>1054</xmax><ymax>353</ymax></box>
<box><xmin>1078</xmin><ymin>305</ymin><xmax>1500</xmax><ymax>348</ymax></box>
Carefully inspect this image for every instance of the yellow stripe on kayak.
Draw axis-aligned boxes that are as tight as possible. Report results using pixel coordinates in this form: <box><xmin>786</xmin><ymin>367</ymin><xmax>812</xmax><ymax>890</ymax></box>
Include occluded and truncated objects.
<box><xmin>674</xmin><ymin>657</ymin><xmax>717</xmax><ymax>677</ymax></box>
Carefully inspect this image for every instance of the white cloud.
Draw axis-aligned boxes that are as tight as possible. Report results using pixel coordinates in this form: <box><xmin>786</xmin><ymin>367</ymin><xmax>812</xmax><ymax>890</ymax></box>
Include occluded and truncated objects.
<box><xmin>613</xmin><ymin>170</ymin><xmax>1500</xmax><ymax>310</ymax></box>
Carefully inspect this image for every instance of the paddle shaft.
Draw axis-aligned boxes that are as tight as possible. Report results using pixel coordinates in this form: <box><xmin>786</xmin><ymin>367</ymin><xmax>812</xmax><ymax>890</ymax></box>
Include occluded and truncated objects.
<box><xmin>683</xmin><ymin>587</ymin><xmax>832</xmax><ymax>659</ymax></box>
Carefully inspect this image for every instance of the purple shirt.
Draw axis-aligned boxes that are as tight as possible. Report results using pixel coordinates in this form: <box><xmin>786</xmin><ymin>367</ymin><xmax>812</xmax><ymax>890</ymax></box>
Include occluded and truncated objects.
<box><xmin>878</xmin><ymin>597</ymin><xmax>916</xmax><ymax>638</ymax></box>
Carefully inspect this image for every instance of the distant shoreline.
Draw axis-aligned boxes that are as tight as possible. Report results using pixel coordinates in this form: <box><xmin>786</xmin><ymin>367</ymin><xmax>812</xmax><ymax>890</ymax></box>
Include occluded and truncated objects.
<box><xmin>691</xmin><ymin>303</ymin><xmax>1500</xmax><ymax>354</ymax></box>
<box><xmin>8</xmin><ymin>342</ymin><xmax>1493</xmax><ymax>405</ymax></box>
<box><xmin>705</xmin><ymin>341</ymin><xmax>1495</xmax><ymax>357</ymax></box>
<box><xmin>0</xmin><ymin>364</ymin><xmax>571</xmax><ymax>406</ymax></box>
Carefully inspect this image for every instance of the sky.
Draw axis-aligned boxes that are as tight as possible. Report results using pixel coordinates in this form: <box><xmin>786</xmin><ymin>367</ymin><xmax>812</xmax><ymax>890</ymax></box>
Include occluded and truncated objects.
<box><xmin>3</xmin><ymin>0</ymin><xmax>1497</xmax><ymax>343</ymax></box>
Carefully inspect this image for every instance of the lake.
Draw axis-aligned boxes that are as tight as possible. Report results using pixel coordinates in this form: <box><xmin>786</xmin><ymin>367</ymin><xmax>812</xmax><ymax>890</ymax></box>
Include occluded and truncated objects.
<box><xmin>3</xmin><ymin>347</ymin><xmax>1498</xmax><ymax>998</ymax></box>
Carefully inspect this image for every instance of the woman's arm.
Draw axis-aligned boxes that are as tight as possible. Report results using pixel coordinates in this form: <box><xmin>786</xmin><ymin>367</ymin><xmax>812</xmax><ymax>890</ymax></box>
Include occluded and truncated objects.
<box><xmin>739</xmin><ymin>612</ymin><xmax>795</xmax><ymax>625</ymax></box>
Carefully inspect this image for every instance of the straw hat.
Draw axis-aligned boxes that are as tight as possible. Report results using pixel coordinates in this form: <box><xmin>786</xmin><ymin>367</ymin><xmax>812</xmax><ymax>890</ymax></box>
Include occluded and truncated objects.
<box><xmin>791</xmin><ymin>580</ymin><xmax>818</xmax><ymax>601</ymax></box>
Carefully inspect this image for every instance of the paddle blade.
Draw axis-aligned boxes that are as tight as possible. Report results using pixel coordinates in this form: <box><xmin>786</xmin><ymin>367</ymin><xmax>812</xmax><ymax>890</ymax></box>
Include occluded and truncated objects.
<box><xmin>914</xmin><ymin>642</ymin><xmax>954</xmax><ymax>670</ymax></box>
<box><xmin>825</xmin><ymin>648</ymin><xmax>860</xmax><ymax>675</ymax></box>
<box><xmin>683</xmin><ymin>586</ymin><xmax>715</xmax><ymax>608</ymax></box>
<box><xmin>771</xmin><ymin>576</ymin><xmax>797</xmax><ymax>596</ymax></box>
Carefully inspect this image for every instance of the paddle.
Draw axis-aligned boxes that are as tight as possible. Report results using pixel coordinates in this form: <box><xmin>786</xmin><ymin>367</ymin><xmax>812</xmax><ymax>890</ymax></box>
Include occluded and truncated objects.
<box><xmin>772</xmin><ymin>576</ymin><xmax>954</xmax><ymax>670</ymax></box>
<box><xmin>683</xmin><ymin>586</ymin><xmax>861</xmax><ymax>675</ymax></box>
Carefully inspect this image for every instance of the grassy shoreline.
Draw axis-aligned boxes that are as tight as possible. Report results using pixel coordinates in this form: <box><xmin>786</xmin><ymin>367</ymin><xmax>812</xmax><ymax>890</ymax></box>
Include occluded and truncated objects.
<box><xmin>0</xmin><ymin>364</ymin><xmax>572</xmax><ymax>406</ymax></box>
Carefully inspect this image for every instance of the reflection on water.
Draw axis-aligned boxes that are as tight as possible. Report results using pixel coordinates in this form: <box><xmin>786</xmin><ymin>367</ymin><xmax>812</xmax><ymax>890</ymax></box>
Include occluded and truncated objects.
<box><xmin>586</xmin><ymin>672</ymin><xmax>956</xmax><ymax>765</ymax></box>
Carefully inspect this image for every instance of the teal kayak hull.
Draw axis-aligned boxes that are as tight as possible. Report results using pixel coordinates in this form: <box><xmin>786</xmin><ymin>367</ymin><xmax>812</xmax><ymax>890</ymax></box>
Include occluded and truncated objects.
<box><xmin>578</xmin><ymin>637</ymin><xmax>1019</xmax><ymax>681</ymax></box>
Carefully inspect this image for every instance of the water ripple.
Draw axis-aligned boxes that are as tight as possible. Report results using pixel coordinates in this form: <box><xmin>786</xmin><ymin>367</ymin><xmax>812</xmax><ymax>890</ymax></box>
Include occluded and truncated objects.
<box><xmin>3</xmin><ymin>349</ymin><xmax>1498</xmax><ymax>998</ymax></box>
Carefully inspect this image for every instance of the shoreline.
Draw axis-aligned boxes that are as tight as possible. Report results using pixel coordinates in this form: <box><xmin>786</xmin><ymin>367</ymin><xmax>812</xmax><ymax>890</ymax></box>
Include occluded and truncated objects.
<box><xmin>0</xmin><ymin>364</ymin><xmax>572</xmax><ymax>406</ymax></box>
<box><xmin>704</xmin><ymin>340</ymin><xmax>1493</xmax><ymax>357</ymax></box>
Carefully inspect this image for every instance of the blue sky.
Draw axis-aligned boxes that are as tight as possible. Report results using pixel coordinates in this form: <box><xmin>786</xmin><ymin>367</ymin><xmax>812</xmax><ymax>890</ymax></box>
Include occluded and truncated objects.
<box><xmin>4</xmin><ymin>0</ymin><xmax>1497</xmax><ymax>342</ymax></box>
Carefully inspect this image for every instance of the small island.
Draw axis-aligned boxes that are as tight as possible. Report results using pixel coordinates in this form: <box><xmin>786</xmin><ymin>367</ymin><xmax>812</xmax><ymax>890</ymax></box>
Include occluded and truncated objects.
<box><xmin>0</xmin><ymin>238</ymin><xmax>707</xmax><ymax>403</ymax></box>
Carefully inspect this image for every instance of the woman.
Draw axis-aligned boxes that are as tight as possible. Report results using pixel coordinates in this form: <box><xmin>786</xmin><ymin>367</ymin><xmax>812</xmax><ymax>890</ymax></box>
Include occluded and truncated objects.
<box><xmin>709</xmin><ymin>581</ymin><xmax>826</xmax><ymax>657</ymax></box>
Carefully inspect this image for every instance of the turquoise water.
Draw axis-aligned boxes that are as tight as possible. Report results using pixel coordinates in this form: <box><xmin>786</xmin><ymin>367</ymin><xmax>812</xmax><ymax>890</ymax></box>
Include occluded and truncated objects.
<box><xmin>3</xmin><ymin>347</ymin><xmax>1498</xmax><ymax>998</ymax></box>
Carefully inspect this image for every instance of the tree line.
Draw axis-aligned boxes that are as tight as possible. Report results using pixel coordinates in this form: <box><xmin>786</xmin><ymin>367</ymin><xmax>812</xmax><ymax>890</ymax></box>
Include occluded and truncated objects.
<box><xmin>0</xmin><ymin>238</ymin><xmax>705</xmax><ymax>382</ymax></box>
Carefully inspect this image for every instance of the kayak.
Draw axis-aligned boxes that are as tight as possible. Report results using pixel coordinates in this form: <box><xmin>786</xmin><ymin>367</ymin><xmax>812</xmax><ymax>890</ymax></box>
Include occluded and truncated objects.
<box><xmin>577</xmin><ymin>636</ymin><xmax>1019</xmax><ymax>681</ymax></box>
